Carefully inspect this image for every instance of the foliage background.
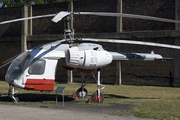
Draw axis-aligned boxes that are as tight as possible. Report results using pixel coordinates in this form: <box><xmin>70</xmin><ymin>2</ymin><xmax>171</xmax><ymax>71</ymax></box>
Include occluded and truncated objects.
<box><xmin>0</xmin><ymin>0</ymin><xmax>82</xmax><ymax>7</ymax></box>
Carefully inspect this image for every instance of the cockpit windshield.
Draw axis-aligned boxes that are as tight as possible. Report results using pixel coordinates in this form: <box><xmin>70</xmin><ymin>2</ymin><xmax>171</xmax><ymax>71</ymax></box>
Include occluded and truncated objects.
<box><xmin>6</xmin><ymin>51</ymin><xmax>31</xmax><ymax>80</ymax></box>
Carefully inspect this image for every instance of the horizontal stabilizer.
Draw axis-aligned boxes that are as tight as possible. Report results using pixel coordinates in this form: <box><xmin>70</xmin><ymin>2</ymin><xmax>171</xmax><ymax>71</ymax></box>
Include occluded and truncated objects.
<box><xmin>109</xmin><ymin>51</ymin><xmax>163</xmax><ymax>61</ymax></box>
<box><xmin>154</xmin><ymin>57</ymin><xmax>173</xmax><ymax>61</ymax></box>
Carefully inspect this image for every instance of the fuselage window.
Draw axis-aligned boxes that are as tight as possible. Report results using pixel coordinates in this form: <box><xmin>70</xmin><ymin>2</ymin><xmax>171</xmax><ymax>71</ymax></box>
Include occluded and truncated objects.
<box><xmin>28</xmin><ymin>59</ymin><xmax>46</xmax><ymax>75</ymax></box>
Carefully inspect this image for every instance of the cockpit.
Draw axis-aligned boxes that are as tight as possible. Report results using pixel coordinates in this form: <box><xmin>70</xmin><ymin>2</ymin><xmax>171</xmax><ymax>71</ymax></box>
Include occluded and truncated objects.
<box><xmin>5</xmin><ymin>51</ymin><xmax>31</xmax><ymax>84</ymax></box>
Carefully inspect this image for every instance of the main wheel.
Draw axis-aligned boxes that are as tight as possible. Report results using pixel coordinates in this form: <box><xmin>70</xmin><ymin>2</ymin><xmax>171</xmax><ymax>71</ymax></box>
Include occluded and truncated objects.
<box><xmin>92</xmin><ymin>92</ymin><xmax>104</xmax><ymax>103</ymax></box>
<box><xmin>76</xmin><ymin>88</ymin><xmax>88</xmax><ymax>98</ymax></box>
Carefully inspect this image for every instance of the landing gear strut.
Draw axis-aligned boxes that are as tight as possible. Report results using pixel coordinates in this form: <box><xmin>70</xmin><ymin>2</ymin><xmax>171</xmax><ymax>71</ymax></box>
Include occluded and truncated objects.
<box><xmin>76</xmin><ymin>72</ymin><xmax>88</xmax><ymax>98</ymax></box>
<box><xmin>92</xmin><ymin>69</ymin><xmax>105</xmax><ymax>103</ymax></box>
<box><xmin>8</xmin><ymin>84</ymin><xmax>19</xmax><ymax>103</ymax></box>
<box><xmin>76</xmin><ymin>69</ymin><xmax>105</xmax><ymax>103</ymax></box>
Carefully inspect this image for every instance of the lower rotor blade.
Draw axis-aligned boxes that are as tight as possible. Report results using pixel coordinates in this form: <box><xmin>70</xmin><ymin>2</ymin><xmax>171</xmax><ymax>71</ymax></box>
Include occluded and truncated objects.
<box><xmin>79</xmin><ymin>12</ymin><xmax>180</xmax><ymax>23</ymax></box>
<box><xmin>81</xmin><ymin>38</ymin><xmax>180</xmax><ymax>49</ymax></box>
<box><xmin>33</xmin><ymin>39</ymin><xmax>66</xmax><ymax>50</ymax></box>
<box><xmin>0</xmin><ymin>14</ymin><xmax>55</xmax><ymax>25</ymax></box>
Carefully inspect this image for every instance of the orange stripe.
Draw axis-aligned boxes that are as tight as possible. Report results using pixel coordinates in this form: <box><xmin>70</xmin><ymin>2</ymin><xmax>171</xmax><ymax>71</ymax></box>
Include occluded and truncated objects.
<box><xmin>24</xmin><ymin>79</ymin><xmax>54</xmax><ymax>91</ymax></box>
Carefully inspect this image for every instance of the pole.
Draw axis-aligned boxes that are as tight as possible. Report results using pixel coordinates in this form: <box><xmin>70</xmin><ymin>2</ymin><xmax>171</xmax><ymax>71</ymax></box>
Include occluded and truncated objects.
<box><xmin>56</xmin><ymin>92</ymin><xmax>57</xmax><ymax>106</ymax></box>
<box><xmin>174</xmin><ymin>0</ymin><xmax>180</xmax><ymax>87</ymax></box>
<box><xmin>63</xmin><ymin>90</ymin><xmax>64</xmax><ymax>107</ymax></box>
<box><xmin>67</xmin><ymin>1</ymin><xmax>74</xmax><ymax>84</ymax></box>
<box><xmin>116</xmin><ymin>0</ymin><xmax>122</xmax><ymax>85</ymax></box>
<box><xmin>21</xmin><ymin>5</ymin><xmax>28</xmax><ymax>52</ymax></box>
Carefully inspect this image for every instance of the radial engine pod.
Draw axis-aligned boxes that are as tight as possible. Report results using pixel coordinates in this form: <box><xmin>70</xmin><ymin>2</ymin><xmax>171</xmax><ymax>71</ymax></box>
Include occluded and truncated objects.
<box><xmin>66</xmin><ymin>47</ymin><xmax>113</xmax><ymax>69</ymax></box>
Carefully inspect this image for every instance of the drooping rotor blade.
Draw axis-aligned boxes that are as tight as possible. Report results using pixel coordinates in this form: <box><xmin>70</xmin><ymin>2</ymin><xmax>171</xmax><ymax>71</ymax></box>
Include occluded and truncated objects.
<box><xmin>81</xmin><ymin>38</ymin><xmax>180</xmax><ymax>49</ymax></box>
<box><xmin>0</xmin><ymin>14</ymin><xmax>56</xmax><ymax>25</ymax></box>
<box><xmin>0</xmin><ymin>53</ymin><xmax>20</xmax><ymax>69</ymax></box>
<box><xmin>78</xmin><ymin>12</ymin><xmax>180</xmax><ymax>24</ymax></box>
<box><xmin>3</xmin><ymin>11</ymin><xmax>179</xmax><ymax>25</ymax></box>
<box><xmin>52</xmin><ymin>11</ymin><xmax>70</xmax><ymax>23</ymax></box>
<box><xmin>52</xmin><ymin>11</ymin><xmax>180</xmax><ymax>23</ymax></box>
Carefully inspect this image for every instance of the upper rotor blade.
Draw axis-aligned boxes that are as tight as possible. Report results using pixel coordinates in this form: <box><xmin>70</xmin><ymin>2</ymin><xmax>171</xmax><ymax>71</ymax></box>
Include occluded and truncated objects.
<box><xmin>2</xmin><ymin>11</ymin><xmax>179</xmax><ymax>24</ymax></box>
<box><xmin>0</xmin><ymin>14</ymin><xmax>56</xmax><ymax>25</ymax></box>
<box><xmin>52</xmin><ymin>11</ymin><xmax>70</xmax><ymax>23</ymax></box>
<box><xmin>81</xmin><ymin>38</ymin><xmax>180</xmax><ymax>49</ymax></box>
<box><xmin>79</xmin><ymin>12</ymin><xmax>180</xmax><ymax>23</ymax></box>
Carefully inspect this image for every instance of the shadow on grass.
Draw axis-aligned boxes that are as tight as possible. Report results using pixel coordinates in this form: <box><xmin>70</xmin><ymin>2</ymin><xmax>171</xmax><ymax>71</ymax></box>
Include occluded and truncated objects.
<box><xmin>104</xmin><ymin>94</ymin><xmax>159</xmax><ymax>100</ymax></box>
<box><xmin>104</xmin><ymin>94</ymin><xmax>130</xmax><ymax>99</ymax></box>
<box><xmin>0</xmin><ymin>93</ymin><xmax>75</xmax><ymax>102</ymax></box>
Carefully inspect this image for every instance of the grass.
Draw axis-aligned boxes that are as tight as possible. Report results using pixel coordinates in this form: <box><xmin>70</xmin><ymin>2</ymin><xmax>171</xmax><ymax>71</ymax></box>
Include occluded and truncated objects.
<box><xmin>0</xmin><ymin>81</ymin><xmax>180</xmax><ymax>120</ymax></box>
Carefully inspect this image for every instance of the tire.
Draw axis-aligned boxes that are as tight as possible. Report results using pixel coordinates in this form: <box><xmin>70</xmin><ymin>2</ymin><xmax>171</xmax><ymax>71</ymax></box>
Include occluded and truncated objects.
<box><xmin>14</xmin><ymin>97</ymin><xmax>19</xmax><ymax>102</ymax></box>
<box><xmin>76</xmin><ymin>88</ymin><xmax>88</xmax><ymax>98</ymax></box>
<box><xmin>11</xmin><ymin>97</ymin><xmax>19</xmax><ymax>103</ymax></box>
<box><xmin>92</xmin><ymin>92</ymin><xmax>104</xmax><ymax>103</ymax></box>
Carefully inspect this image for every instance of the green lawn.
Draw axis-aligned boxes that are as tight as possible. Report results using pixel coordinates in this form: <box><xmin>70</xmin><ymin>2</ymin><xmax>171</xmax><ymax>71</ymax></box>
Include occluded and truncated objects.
<box><xmin>0</xmin><ymin>81</ymin><xmax>180</xmax><ymax>120</ymax></box>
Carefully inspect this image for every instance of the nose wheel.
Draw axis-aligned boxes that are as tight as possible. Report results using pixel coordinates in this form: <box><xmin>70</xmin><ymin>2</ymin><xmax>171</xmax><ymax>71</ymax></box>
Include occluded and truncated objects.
<box><xmin>10</xmin><ymin>97</ymin><xmax>19</xmax><ymax>103</ymax></box>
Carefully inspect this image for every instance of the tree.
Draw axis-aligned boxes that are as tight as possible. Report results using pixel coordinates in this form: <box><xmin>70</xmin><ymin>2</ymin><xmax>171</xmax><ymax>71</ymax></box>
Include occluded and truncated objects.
<box><xmin>0</xmin><ymin>0</ymin><xmax>81</xmax><ymax>8</ymax></box>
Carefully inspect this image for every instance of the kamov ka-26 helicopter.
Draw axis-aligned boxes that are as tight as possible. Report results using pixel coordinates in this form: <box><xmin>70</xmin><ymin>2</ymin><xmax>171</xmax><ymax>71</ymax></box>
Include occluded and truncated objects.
<box><xmin>1</xmin><ymin>10</ymin><xmax>180</xmax><ymax>103</ymax></box>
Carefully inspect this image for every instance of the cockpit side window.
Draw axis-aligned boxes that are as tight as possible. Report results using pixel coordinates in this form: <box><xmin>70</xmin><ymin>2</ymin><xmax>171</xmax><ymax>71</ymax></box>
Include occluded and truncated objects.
<box><xmin>28</xmin><ymin>59</ymin><xmax>46</xmax><ymax>75</ymax></box>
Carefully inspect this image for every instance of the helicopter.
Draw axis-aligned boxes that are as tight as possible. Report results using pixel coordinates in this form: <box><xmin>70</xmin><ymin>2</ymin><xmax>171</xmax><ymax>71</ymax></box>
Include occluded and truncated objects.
<box><xmin>1</xmin><ymin>11</ymin><xmax>180</xmax><ymax>103</ymax></box>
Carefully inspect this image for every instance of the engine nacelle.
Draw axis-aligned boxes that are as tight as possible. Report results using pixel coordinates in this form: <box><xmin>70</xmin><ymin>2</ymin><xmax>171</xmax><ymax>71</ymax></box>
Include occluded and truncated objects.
<box><xmin>66</xmin><ymin>47</ymin><xmax>112</xmax><ymax>69</ymax></box>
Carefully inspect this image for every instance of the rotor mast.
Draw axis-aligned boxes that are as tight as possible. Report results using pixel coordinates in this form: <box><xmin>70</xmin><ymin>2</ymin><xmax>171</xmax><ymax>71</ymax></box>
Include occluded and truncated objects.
<box><xmin>64</xmin><ymin>1</ymin><xmax>75</xmax><ymax>45</ymax></box>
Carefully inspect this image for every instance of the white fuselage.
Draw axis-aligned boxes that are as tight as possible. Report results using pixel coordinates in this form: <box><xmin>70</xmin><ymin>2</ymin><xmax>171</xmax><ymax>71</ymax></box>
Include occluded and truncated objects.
<box><xmin>5</xmin><ymin>41</ymin><xmax>163</xmax><ymax>91</ymax></box>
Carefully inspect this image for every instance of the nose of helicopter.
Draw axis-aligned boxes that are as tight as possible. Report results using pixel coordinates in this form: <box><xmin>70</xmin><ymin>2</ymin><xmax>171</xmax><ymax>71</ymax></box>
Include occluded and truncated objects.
<box><xmin>5</xmin><ymin>75</ymin><xmax>14</xmax><ymax>85</ymax></box>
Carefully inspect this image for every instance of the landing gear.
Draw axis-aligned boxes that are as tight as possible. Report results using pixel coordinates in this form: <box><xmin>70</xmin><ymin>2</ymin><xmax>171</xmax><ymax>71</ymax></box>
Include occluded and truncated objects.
<box><xmin>76</xmin><ymin>69</ymin><xmax>105</xmax><ymax>103</ymax></box>
<box><xmin>92</xmin><ymin>91</ymin><xmax>104</xmax><ymax>103</ymax></box>
<box><xmin>91</xmin><ymin>69</ymin><xmax>105</xmax><ymax>103</ymax></box>
<box><xmin>76</xmin><ymin>87</ymin><xmax>88</xmax><ymax>98</ymax></box>
<box><xmin>76</xmin><ymin>72</ymin><xmax>88</xmax><ymax>98</ymax></box>
<box><xmin>8</xmin><ymin>84</ymin><xmax>19</xmax><ymax>103</ymax></box>
<box><xmin>13</xmin><ymin>97</ymin><xmax>19</xmax><ymax>102</ymax></box>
